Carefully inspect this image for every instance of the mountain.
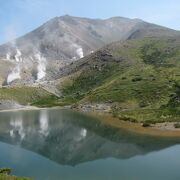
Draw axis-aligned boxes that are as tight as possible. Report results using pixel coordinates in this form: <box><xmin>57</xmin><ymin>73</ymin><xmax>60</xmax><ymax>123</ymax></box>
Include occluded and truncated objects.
<box><xmin>0</xmin><ymin>15</ymin><xmax>179</xmax><ymax>86</ymax></box>
<box><xmin>56</xmin><ymin>36</ymin><xmax>180</xmax><ymax>123</ymax></box>
<box><xmin>1</xmin><ymin>36</ymin><xmax>179</xmax><ymax>124</ymax></box>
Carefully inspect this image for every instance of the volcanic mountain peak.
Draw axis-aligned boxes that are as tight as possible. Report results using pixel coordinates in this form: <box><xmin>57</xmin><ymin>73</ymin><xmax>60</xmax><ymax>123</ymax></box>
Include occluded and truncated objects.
<box><xmin>0</xmin><ymin>15</ymin><xmax>179</xmax><ymax>86</ymax></box>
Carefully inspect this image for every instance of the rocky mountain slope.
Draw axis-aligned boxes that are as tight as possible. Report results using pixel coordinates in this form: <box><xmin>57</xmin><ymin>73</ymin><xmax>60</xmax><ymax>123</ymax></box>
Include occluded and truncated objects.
<box><xmin>57</xmin><ymin>36</ymin><xmax>180</xmax><ymax>123</ymax></box>
<box><xmin>0</xmin><ymin>15</ymin><xmax>179</xmax><ymax>86</ymax></box>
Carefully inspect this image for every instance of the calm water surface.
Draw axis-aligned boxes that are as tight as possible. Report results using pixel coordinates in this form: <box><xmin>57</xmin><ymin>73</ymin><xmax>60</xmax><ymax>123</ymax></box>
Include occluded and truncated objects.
<box><xmin>0</xmin><ymin>109</ymin><xmax>180</xmax><ymax>180</ymax></box>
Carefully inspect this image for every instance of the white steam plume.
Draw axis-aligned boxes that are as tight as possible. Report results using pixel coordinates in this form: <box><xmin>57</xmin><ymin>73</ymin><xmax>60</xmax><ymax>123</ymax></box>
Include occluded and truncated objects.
<box><xmin>39</xmin><ymin>111</ymin><xmax>49</xmax><ymax>136</ymax></box>
<box><xmin>80</xmin><ymin>128</ymin><xmax>87</xmax><ymax>138</ymax></box>
<box><xmin>7</xmin><ymin>48</ymin><xmax>23</xmax><ymax>84</ymax></box>
<box><xmin>35</xmin><ymin>53</ymin><xmax>46</xmax><ymax>81</ymax></box>
<box><xmin>6</xmin><ymin>53</ymin><xmax>10</xmax><ymax>60</ymax></box>
<box><xmin>15</xmin><ymin>49</ymin><xmax>23</xmax><ymax>62</ymax></box>
<box><xmin>76</xmin><ymin>47</ymin><xmax>84</xmax><ymax>58</ymax></box>
<box><xmin>7</xmin><ymin>65</ymin><xmax>21</xmax><ymax>84</ymax></box>
<box><xmin>75</xmin><ymin>128</ymin><xmax>87</xmax><ymax>141</ymax></box>
<box><xmin>71</xmin><ymin>43</ymin><xmax>84</xmax><ymax>59</ymax></box>
<box><xmin>10</xmin><ymin>116</ymin><xmax>25</xmax><ymax>140</ymax></box>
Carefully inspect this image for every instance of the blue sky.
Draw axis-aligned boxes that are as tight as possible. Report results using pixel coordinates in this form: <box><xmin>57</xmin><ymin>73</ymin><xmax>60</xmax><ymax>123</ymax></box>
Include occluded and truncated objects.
<box><xmin>0</xmin><ymin>0</ymin><xmax>180</xmax><ymax>44</ymax></box>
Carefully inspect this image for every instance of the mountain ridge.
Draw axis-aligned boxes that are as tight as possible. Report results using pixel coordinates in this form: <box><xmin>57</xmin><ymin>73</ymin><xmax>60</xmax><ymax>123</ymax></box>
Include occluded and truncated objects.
<box><xmin>0</xmin><ymin>15</ymin><xmax>179</xmax><ymax>86</ymax></box>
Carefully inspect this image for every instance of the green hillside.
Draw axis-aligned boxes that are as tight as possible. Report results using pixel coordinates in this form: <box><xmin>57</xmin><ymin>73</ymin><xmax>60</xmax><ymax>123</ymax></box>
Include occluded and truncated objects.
<box><xmin>0</xmin><ymin>86</ymin><xmax>59</xmax><ymax>107</ymax></box>
<box><xmin>59</xmin><ymin>37</ymin><xmax>180</xmax><ymax>123</ymax></box>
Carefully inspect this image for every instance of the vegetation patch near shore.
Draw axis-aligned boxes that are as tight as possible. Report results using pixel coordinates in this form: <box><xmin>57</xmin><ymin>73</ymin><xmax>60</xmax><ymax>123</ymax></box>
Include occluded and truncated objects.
<box><xmin>0</xmin><ymin>168</ymin><xmax>31</xmax><ymax>180</ymax></box>
<box><xmin>59</xmin><ymin>37</ymin><xmax>180</xmax><ymax>123</ymax></box>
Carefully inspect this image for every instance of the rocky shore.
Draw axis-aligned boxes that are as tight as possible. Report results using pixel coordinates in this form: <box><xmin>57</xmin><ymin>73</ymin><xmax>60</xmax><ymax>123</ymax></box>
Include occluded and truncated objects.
<box><xmin>72</xmin><ymin>103</ymin><xmax>180</xmax><ymax>135</ymax></box>
<box><xmin>74</xmin><ymin>103</ymin><xmax>111</xmax><ymax>113</ymax></box>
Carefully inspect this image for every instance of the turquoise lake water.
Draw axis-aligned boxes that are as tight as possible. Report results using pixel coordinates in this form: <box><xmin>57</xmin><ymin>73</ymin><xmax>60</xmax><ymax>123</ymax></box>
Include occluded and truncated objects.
<box><xmin>0</xmin><ymin>109</ymin><xmax>180</xmax><ymax>180</ymax></box>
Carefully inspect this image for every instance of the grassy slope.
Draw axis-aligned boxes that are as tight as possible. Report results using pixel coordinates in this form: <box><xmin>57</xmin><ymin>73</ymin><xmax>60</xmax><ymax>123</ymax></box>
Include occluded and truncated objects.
<box><xmin>0</xmin><ymin>86</ymin><xmax>59</xmax><ymax>107</ymax></box>
<box><xmin>59</xmin><ymin>37</ymin><xmax>180</xmax><ymax>123</ymax></box>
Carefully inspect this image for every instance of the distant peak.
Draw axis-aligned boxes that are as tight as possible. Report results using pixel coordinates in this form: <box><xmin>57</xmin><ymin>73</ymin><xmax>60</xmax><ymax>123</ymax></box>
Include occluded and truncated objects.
<box><xmin>62</xmin><ymin>14</ymin><xmax>71</xmax><ymax>17</ymax></box>
<box><xmin>57</xmin><ymin>15</ymin><xmax>143</xmax><ymax>23</ymax></box>
<box><xmin>60</xmin><ymin>14</ymin><xmax>75</xmax><ymax>19</ymax></box>
<box><xmin>107</xmin><ymin>16</ymin><xmax>143</xmax><ymax>22</ymax></box>
<box><xmin>107</xmin><ymin>16</ymin><xmax>131</xmax><ymax>20</ymax></box>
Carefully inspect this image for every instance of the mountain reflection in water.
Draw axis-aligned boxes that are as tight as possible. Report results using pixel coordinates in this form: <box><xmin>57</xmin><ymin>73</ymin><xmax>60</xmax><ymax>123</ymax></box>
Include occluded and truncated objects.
<box><xmin>0</xmin><ymin>109</ymin><xmax>179</xmax><ymax>166</ymax></box>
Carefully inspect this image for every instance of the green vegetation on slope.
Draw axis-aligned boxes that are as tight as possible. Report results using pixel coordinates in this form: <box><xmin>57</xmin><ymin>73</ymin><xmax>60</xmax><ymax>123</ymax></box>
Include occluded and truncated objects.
<box><xmin>0</xmin><ymin>86</ymin><xmax>59</xmax><ymax>107</ymax></box>
<box><xmin>59</xmin><ymin>37</ymin><xmax>180</xmax><ymax>123</ymax></box>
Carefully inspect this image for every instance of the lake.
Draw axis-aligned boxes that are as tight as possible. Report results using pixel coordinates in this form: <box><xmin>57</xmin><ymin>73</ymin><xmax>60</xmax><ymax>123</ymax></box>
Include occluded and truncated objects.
<box><xmin>0</xmin><ymin>108</ymin><xmax>180</xmax><ymax>180</ymax></box>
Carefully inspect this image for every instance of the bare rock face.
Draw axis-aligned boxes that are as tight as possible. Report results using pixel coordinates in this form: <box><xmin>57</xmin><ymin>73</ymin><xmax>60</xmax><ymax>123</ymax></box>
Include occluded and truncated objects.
<box><xmin>0</xmin><ymin>15</ymin><xmax>179</xmax><ymax>86</ymax></box>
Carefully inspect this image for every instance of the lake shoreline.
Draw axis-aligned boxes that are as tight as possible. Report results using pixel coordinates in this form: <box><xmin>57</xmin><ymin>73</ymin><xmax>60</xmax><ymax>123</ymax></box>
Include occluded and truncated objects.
<box><xmin>1</xmin><ymin>105</ymin><xmax>180</xmax><ymax>137</ymax></box>
<box><xmin>0</xmin><ymin>105</ymin><xmax>64</xmax><ymax>113</ymax></box>
<box><xmin>82</xmin><ymin>111</ymin><xmax>180</xmax><ymax>137</ymax></box>
<box><xmin>71</xmin><ymin>103</ymin><xmax>180</xmax><ymax>137</ymax></box>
